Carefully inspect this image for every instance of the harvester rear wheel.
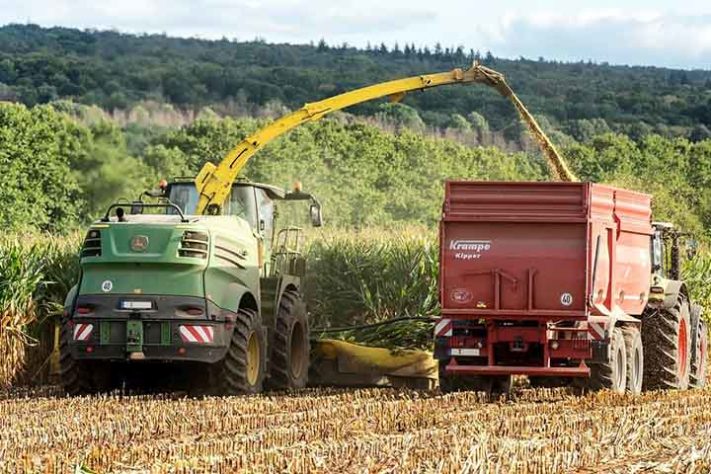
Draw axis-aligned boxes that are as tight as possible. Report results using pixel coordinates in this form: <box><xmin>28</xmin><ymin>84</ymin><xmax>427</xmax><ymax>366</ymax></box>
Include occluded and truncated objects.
<box><xmin>59</xmin><ymin>322</ymin><xmax>112</xmax><ymax>395</ymax></box>
<box><xmin>690</xmin><ymin>306</ymin><xmax>708</xmax><ymax>389</ymax></box>
<box><xmin>622</xmin><ymin>326</ymin><xmax>644</xmax><ymax>395</ymax></box>
<box><xmin>587</xmin><ymin>326</ymin><xmax>626</xmax><ymax>393</ymax></box>
<box><xmin>642</xmin><ymin>295</ymin><xmax>691</xmax><ymax>390</ymax></box>
<box><xmin>267</xmin><ymin>289</ymin><xmax>310</xmax><ymax>390</ymax></box>
<box><xmin>210</xmin><ymin>307</ymin><xmax>265</xmax><ymax>395</ymax></box>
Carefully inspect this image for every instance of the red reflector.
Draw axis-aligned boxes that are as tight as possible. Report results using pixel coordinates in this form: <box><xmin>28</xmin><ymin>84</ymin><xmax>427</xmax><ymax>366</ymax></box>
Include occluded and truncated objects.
<box><xmin>185</xmin><ymin>307</ymin><xmax>204</xmax><ymax>316</ymax></box>
<box><xmin>86</xmin><ymin>346</ymin><xmax>94</xmax><ymax>353</ymax></box>
<box><xmin>77</xmin><ymin>307</ymin><xmax>92</xmax><ymax>314</ymax></box>
<box><xmin>178</xmin><ymin>347</ymin><xmax>186</xmax><ymax>355</ymax></box>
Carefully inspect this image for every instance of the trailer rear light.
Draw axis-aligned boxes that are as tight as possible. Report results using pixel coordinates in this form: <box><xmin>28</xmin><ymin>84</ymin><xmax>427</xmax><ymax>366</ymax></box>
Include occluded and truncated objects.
<box><xmin>81</xmin><ymin>229</ymin><xmax>102</xmax><ymax>257</ymax></box>
<box><xmin>178</xmin><ymin>231</ymin><xmax>209</xmax><ymax>259</ymax></box>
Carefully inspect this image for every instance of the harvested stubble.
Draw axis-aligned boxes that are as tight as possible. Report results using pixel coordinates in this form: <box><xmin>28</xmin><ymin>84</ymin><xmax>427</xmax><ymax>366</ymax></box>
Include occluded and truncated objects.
<box><xmin>1</xmin><ymin>387</ymin><xmax>710</xmax><ymax>473</ymax></box>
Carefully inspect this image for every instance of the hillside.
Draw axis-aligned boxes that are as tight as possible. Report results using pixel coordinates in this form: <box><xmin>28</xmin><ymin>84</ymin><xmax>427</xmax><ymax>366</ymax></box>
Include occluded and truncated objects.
<box><xmin>1</xmin><ymin>24</ymin><xmax>710</xmax><ymax>141</ymax></box>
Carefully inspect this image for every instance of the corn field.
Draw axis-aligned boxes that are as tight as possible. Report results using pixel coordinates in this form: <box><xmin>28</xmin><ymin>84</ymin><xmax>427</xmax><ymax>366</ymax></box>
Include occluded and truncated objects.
<box><xmin>1</xmin><ymin>385</ymin><xmax>710</xmax><ymax>473</ymax></box>
<box><xmin>2</xmin><ymin>229</ymin><xmax>711</xmax><ymax>385</ymax></box>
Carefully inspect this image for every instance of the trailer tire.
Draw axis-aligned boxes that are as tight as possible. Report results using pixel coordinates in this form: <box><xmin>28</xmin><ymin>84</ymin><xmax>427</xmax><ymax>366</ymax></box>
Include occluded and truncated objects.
<box><xmin>210</xmin><ymin>307</ymin><xmax>266</xmax><ymax>395</ymax></box>
<box><xmin>622</xmin><ymin>326</ymin><xmax>644</xmax><ymax>395</ymax></box>
<box><xmin>642</xmin><ymin>295</ymin><xmax>691</xmax><ymax>390</ymax></box>
<box><xmin>59</xmin><ymin>322</ymin><xmax>112</xmax><ymax>395</ymax></box>
<box><xmin>690</xmin><ymin>310</ymin><xmax>707</xmax><ymax>389</ymax></box>
<box><xmin>588</xmin><ymin>326</ymin><xmax>626</xmax><ymax>393</ymax></box>
<box><xmin>267</xmin><ymin>289</ymin><xmax>310</xmax><ymax>390</ymax></box>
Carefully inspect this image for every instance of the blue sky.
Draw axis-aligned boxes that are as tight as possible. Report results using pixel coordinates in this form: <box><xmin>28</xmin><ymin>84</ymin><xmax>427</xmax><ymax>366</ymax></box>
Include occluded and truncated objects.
<box><xmin>1</xmin><ymin>0</ymin><xmax>710</xmax><ymax>69</ymax></box>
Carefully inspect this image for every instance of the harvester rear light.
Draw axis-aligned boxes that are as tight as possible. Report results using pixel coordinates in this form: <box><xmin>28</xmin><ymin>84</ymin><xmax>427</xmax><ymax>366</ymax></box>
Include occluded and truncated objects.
<box><xmin>81</xmin><ymin>229</ymin><xmax>102</xmax><ymax>257</ymax></box>
<box><xmin>184</xmin><ymin>307</ymin><xmax>204</xmax><ymax>316</ymax></box>
<box><xmin>178</xmin><ymin>231</ymin><xmax>209</xmax><ymax>259</ymax></box>
<box><xmin>76</xmin><ymin>306</ymin><xmax>93</xmax><ymax>315</ymax></box>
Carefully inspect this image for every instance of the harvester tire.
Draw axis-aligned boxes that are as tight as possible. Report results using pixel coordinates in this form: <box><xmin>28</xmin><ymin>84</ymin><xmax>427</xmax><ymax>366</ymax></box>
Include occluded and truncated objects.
<box><xmin>690</xmin><ymin>306</ymin><xmax>708</xmax><ymax>389</ymax></box>
<box><xmin>59</xmin><ymin>322</ymin><xmax>111</xmax><ymax>395</ymax></box>
<box><xmin>587</xmin><ymin>326</ymin><xmax>626</xmax><ymax>393</ymax></box>
<box><xmin>642</xmin><ymin>295</ymin><xmax>691</xmax><ymax>390</ymax></box>
<box><xmin>267</xmin><ymin>289</ymin><xmax>310</xmax><ymax>390</ymax></box>
<box><xmin>210</xmin><ymin>307</ymin><xmax>266</xmax><ymax>395</ymax></box>
<box><xmin>622</xmin><ymin>326</ymin><xmax>644</xmax><ymax>395</ymax></box>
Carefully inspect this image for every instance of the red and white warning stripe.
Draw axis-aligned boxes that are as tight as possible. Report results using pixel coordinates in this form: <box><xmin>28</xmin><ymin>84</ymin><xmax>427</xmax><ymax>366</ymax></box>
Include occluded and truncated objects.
<box><xmin>434</xmin><ymin>318</ymin><xmax>453</xmax><ymax>337</ymax></box>
<box><xmin>73</xmin><ymin>323</ymin><xmax>94</xmax><ymax>341</ymax></box>
<box><xmin>179</xmin><ymin>325</ymin><xmax>215</xmax><ymax>344</ymax></box>
<box><xmin>587</xmin><ymin>321</ymin><xmax>606</xmax><ymax>340</ymax></box>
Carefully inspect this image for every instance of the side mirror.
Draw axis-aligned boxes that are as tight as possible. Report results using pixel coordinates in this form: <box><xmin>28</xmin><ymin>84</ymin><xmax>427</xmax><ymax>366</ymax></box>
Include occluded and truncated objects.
<box><xmin>687</xmin><ymin>239</ymin><xmax>699</xmax><ymax>260</ymax></box>
<box><xmin>130</xmin><ymin>201</ymin><xmax>144</xmax><ymax>215</ymax></box>
<box><xmin>309</xmin><ymin>203</ymin><xmax>323</xmax><ymax>227</ymax></box>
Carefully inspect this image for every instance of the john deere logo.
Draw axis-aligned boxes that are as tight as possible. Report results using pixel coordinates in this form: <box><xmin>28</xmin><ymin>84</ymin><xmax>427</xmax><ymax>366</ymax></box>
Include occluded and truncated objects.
<box><xmin>130</xmin><ymin>235</ymin><xmax>149</xmax><ymax>252</ymax></box>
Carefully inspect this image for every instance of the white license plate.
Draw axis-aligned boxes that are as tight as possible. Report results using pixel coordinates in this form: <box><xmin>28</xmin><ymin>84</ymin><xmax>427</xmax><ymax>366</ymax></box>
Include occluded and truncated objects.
<box><xmin>121</xmin><ymin>301</ymin><xmax>153</xmax><ymax>310</ymax></box>
<box><xmin>450</xmin><ymin>348</ymin><xmax>481</xmax><ymax>357</ymax></box>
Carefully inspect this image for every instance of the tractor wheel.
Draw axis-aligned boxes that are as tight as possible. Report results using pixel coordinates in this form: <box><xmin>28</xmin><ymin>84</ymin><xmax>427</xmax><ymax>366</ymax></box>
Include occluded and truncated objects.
<box><xmin>642</xmin><ymin>295</ymin><xmax>691</xmax><ymax>390</ymax></box>
<box><xmin>587</xmin><ymin>326</ymin><xmax>627</xmax><ymax>393</ymax></box>
<box><xmin>529</xmin><ymin>376</ymin><xmax>572</xmax><ymax>389</ymax></box>
<box><xmin>210</xmin><ymin>307</ymin><xmax>266</xmax><ymax>395</ymax></box>
<box><xmin>267</xmin><ymin>289</ymin><xmax>310</xmax><ymax>390</ymax></box>
<box><xmin>59</xmin><ymin>322</ymin><xmax>112</xmax><ymax>395</ymax></box>
<box><xmin>690</xmin><ymin>307</ymin><xmax>708</xmax><ymax>389</ymax></box>
<box><xmin>622</xmin><ymin>326</ymin><xmax>644</xmax><ymax>395</ymax></box>
<box><xmin>439</xmin><ymin>361</ymin><xmax>511</xmax><ymax>395</ymax></box>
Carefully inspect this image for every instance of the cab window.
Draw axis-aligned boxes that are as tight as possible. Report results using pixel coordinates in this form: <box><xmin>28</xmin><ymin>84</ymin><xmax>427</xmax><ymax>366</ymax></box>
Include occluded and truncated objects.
<box><xmin>255</xmin><ymin>188</ymin><xmax>274</xmax><ymax>239</ymax></box>
<box><xmin>226</xmin><ymin>186</ymin><xmax>258</xmax><ymax>228</ymax></box>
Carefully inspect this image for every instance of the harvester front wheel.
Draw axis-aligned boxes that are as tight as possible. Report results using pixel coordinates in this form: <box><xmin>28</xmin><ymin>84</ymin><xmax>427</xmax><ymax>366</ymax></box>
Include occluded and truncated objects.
<box><xmin>59</xmin><ymin>322</ymin><xmax>111</xmax><ymax>395</ymax></box>
<box><xmin>587</xmin><ymin>326</ymin><xmax>626</xmax><ymax>393</ymax></box>
<box><xmin>267</xmin><ymin>289</ymin><xmax>310</xmax><ymax>390</ymax></box>
<box><xmin>690</xmin><ymin>306</ymin><xmax>708</xmax><ymax>389</ymax></box>
<box><xmin>211</xmin><ymin>307</ymin><xmax>266</xmax><ymax>395</ymax></box>
<box><xmin>642</xmin><ymin>295</ymin><xmax>691</xmax><ymax>390</ymax></box>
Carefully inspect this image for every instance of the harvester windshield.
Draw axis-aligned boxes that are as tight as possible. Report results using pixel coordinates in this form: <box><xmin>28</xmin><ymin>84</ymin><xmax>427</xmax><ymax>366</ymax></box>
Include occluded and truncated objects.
<box><xmin>167</xmin><ymin>182</ymin><xmax>258</xmax><ymax>226</ymax></box>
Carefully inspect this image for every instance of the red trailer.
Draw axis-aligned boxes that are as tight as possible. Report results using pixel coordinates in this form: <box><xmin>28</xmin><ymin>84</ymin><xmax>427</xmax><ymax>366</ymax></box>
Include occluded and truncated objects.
<box><xmin>435</xmin><ymin>181</ymin><xmax>708</xmax><ymax>393</ymax></box>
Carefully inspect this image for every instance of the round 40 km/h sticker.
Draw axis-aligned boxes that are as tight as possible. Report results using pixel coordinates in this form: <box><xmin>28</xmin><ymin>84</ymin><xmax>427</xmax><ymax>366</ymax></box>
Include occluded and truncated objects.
<box><xmin>101</xmin><ymin>280</ymin><xmax>113</xmax><ymax>293</ymax></box>
<box><xmin>560</xmin><ymin>292</ymin><xmax>573</xmax><ymax>306</ymax></box>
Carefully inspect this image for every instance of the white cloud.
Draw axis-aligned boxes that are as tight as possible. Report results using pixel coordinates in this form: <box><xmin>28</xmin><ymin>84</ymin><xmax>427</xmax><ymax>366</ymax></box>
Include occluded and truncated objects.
<box><xmin>0</xmin><ymin>0</ymin><xmax>710</xmax><ymax>68</ymax></box>
<box><xmin>474</xmin><ymin>10</ymin><xmax>711</xmax><ymax>68</ymax></box>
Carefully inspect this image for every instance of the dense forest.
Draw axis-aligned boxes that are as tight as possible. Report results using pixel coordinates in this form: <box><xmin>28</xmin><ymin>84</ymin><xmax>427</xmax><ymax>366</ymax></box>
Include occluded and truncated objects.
<box><xmin>1</xmin><ymin>24</ymin><xmax>710</xmax><ymax>142</ymax></box>
<box><xmin>2</xmin><ymin>101</ymin><xmax>711</xmax><ymax>236</ymax></box>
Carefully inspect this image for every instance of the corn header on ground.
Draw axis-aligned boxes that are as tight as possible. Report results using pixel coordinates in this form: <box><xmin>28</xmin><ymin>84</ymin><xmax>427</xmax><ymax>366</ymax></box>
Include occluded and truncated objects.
<box><xmin>1</xmin><ymin>385</ymin><xmax>710</xmax><ymax>473</ymax></box>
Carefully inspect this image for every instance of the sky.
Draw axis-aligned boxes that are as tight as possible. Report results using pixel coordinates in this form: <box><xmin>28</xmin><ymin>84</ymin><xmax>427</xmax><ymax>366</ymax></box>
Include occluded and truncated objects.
<box><xmin>1</xmin><ymin>0</ymin><xmax>710</xmax><ymax>69</ymax></box>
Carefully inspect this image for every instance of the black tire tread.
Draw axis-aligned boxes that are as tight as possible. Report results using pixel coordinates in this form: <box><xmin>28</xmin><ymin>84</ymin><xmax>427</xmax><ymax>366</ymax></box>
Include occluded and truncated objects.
<box><xmin>267</xmin><ymin>289</ymin><xmax>310</xmax><ymax>390</ymax></box>
<box><xmin>642</xmin><ymin>294</ymin><xmax>690</xmax><ymax>390</ymax></box>
<box><xmin>588</xmin><ymin>326</ymin><xmax>626</xmax><ymax>392</ymax></box>
<box><xmin>211</xmin><ymin>307</ymin><xmax>265</xmax><ymax>395</ymax></box>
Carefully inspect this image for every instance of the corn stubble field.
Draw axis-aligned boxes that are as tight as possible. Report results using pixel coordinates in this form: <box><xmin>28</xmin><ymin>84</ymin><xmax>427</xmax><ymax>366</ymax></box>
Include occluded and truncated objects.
<box><xmin>1</xmin><ymin>385</ymin><xmax>711</xmax><ymax>473</ymax></box>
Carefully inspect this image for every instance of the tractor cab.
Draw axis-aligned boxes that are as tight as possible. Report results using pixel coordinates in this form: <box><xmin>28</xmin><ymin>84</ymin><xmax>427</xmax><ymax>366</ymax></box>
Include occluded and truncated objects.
<box><xmin>651</xmin><ymin>222</ymin><xmax>697</xmax><ymax>280</ymax></box>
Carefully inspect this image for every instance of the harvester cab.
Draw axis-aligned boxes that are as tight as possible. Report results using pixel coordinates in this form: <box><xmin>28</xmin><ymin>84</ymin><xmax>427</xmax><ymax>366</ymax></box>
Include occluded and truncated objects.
<box><xmin>58</xmin><ymin>177</ymin><xmax>322</xmax><ymax>395</ymax></box>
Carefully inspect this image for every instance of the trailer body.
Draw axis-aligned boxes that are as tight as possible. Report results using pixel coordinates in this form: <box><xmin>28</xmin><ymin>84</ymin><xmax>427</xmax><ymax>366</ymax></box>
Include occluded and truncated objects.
<box><xmin>436</xmin><ymin>181</ymin><xmax>652</xmax><ymax>378</ymax></box>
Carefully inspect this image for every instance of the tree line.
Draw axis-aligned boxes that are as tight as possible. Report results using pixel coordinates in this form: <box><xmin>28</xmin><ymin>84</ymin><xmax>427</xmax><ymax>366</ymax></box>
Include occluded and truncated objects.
<box><xmin>2</xmin><ymin>101</ymin><xmax>711</xmax><ymax>236</ymax></box>
<box><xmin>0</xmin><ymin>24</ymin><xmax>710</xmax><ymax>142</ymax></box>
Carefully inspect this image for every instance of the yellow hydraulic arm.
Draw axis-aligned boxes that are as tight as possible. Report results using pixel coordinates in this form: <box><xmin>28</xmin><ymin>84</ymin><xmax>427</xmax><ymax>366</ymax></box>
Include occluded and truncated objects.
<box><xmin>195</xmin><ymin>63</ymin><xmax>577</xmax><ymax>214</ymax></box>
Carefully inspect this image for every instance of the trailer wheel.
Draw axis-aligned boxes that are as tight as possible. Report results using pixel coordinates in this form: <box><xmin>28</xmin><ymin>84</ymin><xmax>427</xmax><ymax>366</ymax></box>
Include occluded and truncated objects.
<box><xmin>59</xmin><ymin>322</ymin><xmax>112</xmax><ymax>395</ymax></box>
<box><xmin>267</xmin><ymin>289</ymin><xmax>310</xmax><ymax>390</ymax></box>
<box><xmin>690</xmin><ymin>310</ymin><xmax>708</xmax><ymax>389</ymax></box>
<box><xmin>622</xmin><ymin>326</ymin><xmax>644</xmax><ymax>395</ymax></box>
<box><xmin>588</xmin><ymin>326</ymin><xmax>627</xmax><ymax>393</ymax></box>
<box><xmin>210</xmin><ymin>307</ymin><xmax>266</xmax><ymax>395</ymax></box>
<box><xmin>642</xmin><ymin>295</ymin><xmax>691</xmax><ymax>390</ymax></box>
